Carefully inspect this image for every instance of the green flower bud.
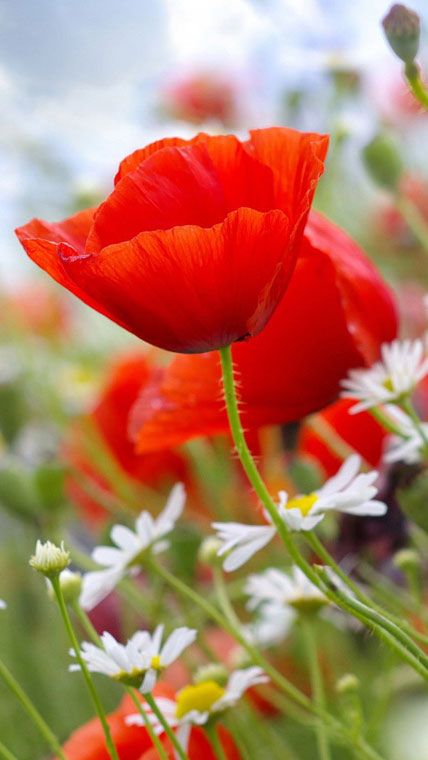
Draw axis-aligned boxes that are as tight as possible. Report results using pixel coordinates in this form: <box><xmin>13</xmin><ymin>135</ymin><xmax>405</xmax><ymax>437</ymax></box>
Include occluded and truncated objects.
<box><xmin>336</xmin><ymin>673</ymin><xmax>360</xmax><ymax>695</ymax></box>
<box><xmin>47</xmin><ymin>569</ymin><xmax>82</xmax><ymax>604</ymax></box>
<box><xmin>382</xmin><ymin>4</ymin><xmax>420</xmax><ymax>64</ymax></box>
<box><xmin>198</xmin><ymin>536</ymin><xmax>223</xmax><ymax>567</ymax></box>
<box><xmin>194</xmin><ymin>663</ymin><xmax>229</xmax><ymax>687</ymax></box>
<box><xmin>30</xmin><ymin>540</ymin><xmax>70</xmax><ymax>578</ymax></box>
<box><xmin>362</xmin><ymin>134</ymin><xmax>403</xmax><ymax>191</ymax></box>
<box><xmin>393</xmin><ymin>548</ymin><xmax>420</xmax><ymax>572</ymax></box>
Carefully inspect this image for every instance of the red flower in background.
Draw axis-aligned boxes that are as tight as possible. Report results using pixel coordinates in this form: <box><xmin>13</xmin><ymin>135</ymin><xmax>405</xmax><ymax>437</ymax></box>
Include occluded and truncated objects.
<box><xmin>0</xmin><ymin>282</ymin><xmax>71</xmax><ymax>340</ymax></box>
<box><xmin>16</xmin><ymin>128</ymin><xmax>328</xmax><ymax>354</ymax></box>
<box><xmin>298</xmin><ymin>398</ymin><xmax>389</xmax><ymax>478</ymax></box>
<box><xmin>61</xmin><ymin>685</ymin><xmax>241</xmax><ymax>760</ymax></box>
<box><xmin>130</xmin><ymin>212</ymin><xmax>398</xmax><ymax>453</ymax></box>
<box><xmin>64</xmin><ymin>352</ymin><xmax>189</xmax><ymax>524</ymax></box>
<box><xmin>162</xmin><ymin>71</ymin><xmax>238</xmax><ymax>126</ymax></box>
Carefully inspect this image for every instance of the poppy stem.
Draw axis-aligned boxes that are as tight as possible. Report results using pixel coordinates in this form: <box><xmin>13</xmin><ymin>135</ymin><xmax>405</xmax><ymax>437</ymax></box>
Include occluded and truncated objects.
<box><xmin>219</xmin><ymin>345</ymin><xmax>428</xmax><ymax>683</ymax></box>
<box><xmin>50</xmin><ymin>577</ymin><xmax>121</xmax><ymax>760</ymax></box>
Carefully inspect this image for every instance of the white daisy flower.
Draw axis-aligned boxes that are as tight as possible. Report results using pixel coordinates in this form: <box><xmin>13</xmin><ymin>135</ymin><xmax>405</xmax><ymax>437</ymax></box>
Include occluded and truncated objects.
<box><xmin>80</xmin><ymin>483</ymin><xmax>185</xmax><ymax>610</ymax></box>
<box><xmin>384</xmin><ymin>407</ymin><xmax>428</xmax><ymax>464</ymax></box>
<box><xmin>242</xmin><ymin>602</ymin><xmax>294</xmax><ymax>648</ymax></box>
<box><xmin>213</xmin><ymin>456</ymin><xmax>386</xmax><ymax>569</ymax></box>
<box><xmin>70</xmin><ymin>625</ymin><xmax>196</xmax><ymax>692</ymax></box>
<box><xmin>341</xmin><ymin>339</ymin><xmax>428</xmax><ymax>414</ymax></box>
<box><xmin>0</xmin><ymin>600</ymin><xmax>6</xmax><ymax>609</ymax></box>
<box><xmin>126</xmin><ymin>667</ymin><xmax>268</xmax><ymax>749</ymax></box>
<box><xmin>246</xmin><ymin>567</ymin><xmax>327</xmax><ymax>615</ymax></box>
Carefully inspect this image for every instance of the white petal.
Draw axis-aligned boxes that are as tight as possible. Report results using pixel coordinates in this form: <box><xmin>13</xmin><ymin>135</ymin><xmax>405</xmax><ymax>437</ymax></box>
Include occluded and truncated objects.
<box><xmin>80</xmin><ymin>567</ymin><xmax>125</xmax><ymax>611</ymax></box>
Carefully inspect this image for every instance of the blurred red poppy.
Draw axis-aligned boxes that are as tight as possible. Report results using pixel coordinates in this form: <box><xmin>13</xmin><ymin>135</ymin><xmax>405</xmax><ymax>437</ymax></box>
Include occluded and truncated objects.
<box><xmin>162</xmin><ymin>71</ymin><xmax>238</xmax><ymax>126</ymax></box>
<box><xmin>64</xmin><ymin>351</ymin><xmax>189</xmax><ymax>524</ymax></box>
<box><xmin>298</xmin><ymin>398</ymin><xmax>389</xmax><ymax>478</ymax></box>
<box><xmin>0</xmin><ymin>282</ymin><xmax>70</xmax><ymax>340</ymax></box>
<box><xmin>16</xmin><ymin>128</ymin><xmax>328</xmax><ymax>354</ymax></box>
<box><xmin>138</xmin><ymin>726</ymin><xmax>241</xmax><ymax>760</ymax></box>
<box><xmin>130</xmin><ymin>212</ymin><xmax>398</xmax><ymax>453</ymax></box>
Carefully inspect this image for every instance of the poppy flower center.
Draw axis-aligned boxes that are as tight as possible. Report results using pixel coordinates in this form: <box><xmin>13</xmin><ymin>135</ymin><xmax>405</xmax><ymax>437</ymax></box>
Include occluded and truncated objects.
<box><xmin>286</xmin><ymin>493</ymin><xmax>318</xmax><ymax>516</ymax></box>
<box><xmin>175</xmin><ymin>681</ymin><xmax>225</xmax><ymax>719</ymax></box>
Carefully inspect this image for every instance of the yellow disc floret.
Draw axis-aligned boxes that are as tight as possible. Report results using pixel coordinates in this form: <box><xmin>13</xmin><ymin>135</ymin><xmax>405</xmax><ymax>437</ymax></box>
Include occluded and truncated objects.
<box><xmin>286</xmin><ymin>493</ymin><xmax>318</xmax><ymax>516</ymax></box>
<box><xmin>150</xmin><ymin>655</ymin><xmax>163</xmax><ymax>671</ymax></box>
<box><xmin>175</xmin><ymin>680</ymin><xmax>226</xmax><ymax>719</ymax></box>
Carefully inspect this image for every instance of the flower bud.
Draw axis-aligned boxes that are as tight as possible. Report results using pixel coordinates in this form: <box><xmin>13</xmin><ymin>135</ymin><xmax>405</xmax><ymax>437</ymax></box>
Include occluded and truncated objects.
<box><xmin>393</xmin><ymin>547</ymin><xmax>420</xmax><ymax>572</ymax></box>
<box><xmin>336</xmin><ymin>673</ymin><xmax>360</xmax><ymax>695</ymax></box>
<box><xmin>198</xmin><ymin>536</ymin><xmax>223</xmax><ymax>567</ymax></box>
<box><xmin>193</xmin><ymin>663</ymin><xmax>229</xmax><ymax>687</ymax></box>
<box><xmin>30</xmin><ymin>540</ymin><xmax>70</xmax><ymax>578</ymax></box>
<box><xmin>363</xmin><ymin>134</ymin><xmax>403</xmax><ymax>191</ymax></box>
<box><xmin>382</xmin><ymin>4</ymin><xmax>420</xmax><ymax>64</ymax></box>
<box><xmin>47</xmin><ymin>569</ymin><xmax>82</xmax><ymax>603</ymax></box>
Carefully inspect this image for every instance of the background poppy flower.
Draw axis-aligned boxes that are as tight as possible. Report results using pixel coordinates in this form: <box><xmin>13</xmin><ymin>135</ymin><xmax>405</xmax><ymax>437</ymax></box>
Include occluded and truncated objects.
<box><xmin>16</xmin><ymin>128</ymin><xmax>328</xmax><ymax>354</ymax></box>
<box><xmin>64</xmin><ymin>351</ymin><xmax>189</xmax><ymax>524</ymax></box>
<box><xmin>130</xmin><ymin>211</ymin><xmax>398</xmax><ymax>453</ymax></box>
<box><xmin>138</xmin><ymin>726</ymin><xmax>241</xmax><ymax>760</ymax></box>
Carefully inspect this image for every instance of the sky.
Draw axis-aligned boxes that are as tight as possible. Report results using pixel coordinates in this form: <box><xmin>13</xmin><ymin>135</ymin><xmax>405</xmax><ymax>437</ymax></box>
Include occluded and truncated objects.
<box><xmin>1</xmin><ymin>0</ymin><xmax>426</xmax><ymax>283</ymax></box>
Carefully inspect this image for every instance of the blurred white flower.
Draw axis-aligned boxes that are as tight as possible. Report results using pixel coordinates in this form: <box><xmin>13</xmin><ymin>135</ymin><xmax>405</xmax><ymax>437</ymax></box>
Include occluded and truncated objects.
<box><xmin>341</xmin><ymin>339</ymin><xmax>428</xmax><ymax>414</ymax></box>
<box><xmin>384</xmin><ymin>407</ymin><xmax>428</xmax><ymax>464</ymax></box>
<box><xmin>246</xmin><ymin>566</ymin><xmax>327</xmax><ymax>614</ymax></box>
<box><xmin>80</xmin><ymin>483</ymin><xmax>185</xmax><ymax>610</ymax></box>
<box><xmin>71</xmin><ymin>625</ymin><xmax>196</xmax><ymax>693</ymax></box>
<box><xmin>0</xmin><ymin>600</ymin><xmax>6</xmax><ymax>609</ymax></box>
<box><xmin>213</xmin><ymin>456</ymin><xmax>386</xmax><ymax>570</ymax></box>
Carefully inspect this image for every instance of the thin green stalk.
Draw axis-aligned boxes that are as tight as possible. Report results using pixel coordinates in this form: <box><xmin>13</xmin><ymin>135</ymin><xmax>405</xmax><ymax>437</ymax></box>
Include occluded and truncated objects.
<box><xmin>394</xmin><ymin>194</ymin><xmax>428</xmax><ymax>253</ymax></box>
<box><xmin>0</xmin><ymin>740</ymin><xmax>19</xmax><ymax>760</ymax></box>
<box><xmin>400</xmin><ymin>397</ymin><xmax>428</xmax><ymax>453</ymax></box>
<box><xmin>0</xmin><ymin>656</ymin><xmax>67</xmax><ymax>760</ymax></box>
<box><xmin>306</xmin><ymin>532</ymin><xmax>428</xmax><ymax>646</ymax></box>
<box><xmin>144</xmin><ymin>692</ymin><xmax>189</xmax><ymax>760</ymax></box>
<box><xmin>127</xmin><ymin>689</ymin><xmax>170</xmax><ymax>760</ymax></box>
<box><xmin>369</xmin><ymin>407</ymin><xmax>408</xmax><ymax>437</ymax></box>
<box><xmin>205</xmin><ymin>723</ymin><xmax>228</xmax><ymax>760</ymax></box>
<box><xmin>219</xmin><ymin>345</ymin><xmax>428</xmax><ymax>681</ymax></box>
<box><xmin>51</xmin><ymin>577</ymin><xmax>120</xmax><ymax>760</ymax></box>
<box><xmin>301</xmin><ymin>616</ymin><xmax>332</xmax><ymax>760</ymax></box>
<box><xmin>405</xmin><ymin>61</ymin><xmax>428</xmax><ymax>111</ymax></box>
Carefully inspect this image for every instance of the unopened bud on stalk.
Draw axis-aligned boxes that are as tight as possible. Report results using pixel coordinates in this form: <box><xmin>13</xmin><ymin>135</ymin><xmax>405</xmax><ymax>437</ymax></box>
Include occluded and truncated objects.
<box><xmin>363</xmin><ymin>134</ymin><xmax>403</xmax><ymax>191</ymax></box>
<box><xmin>198</xmin><ymin>536</ymin><xmax>223</xmax><ymax>566</ymax></box>
<box><xmin>194</xmin><ymin>663</ymin><xmax>228</xmax><ymax>687</ymax></box>
<box><xmin>336</xmin><ymin>673</ymin><xmax>360</xmax><ymax>695</ymax></box>
<box><xmin>393</xmin><ymin>547</ymin><xmax>420</xmax><ymax>572</ymax></box>
<box><xmin>47</xmin><ymin>569</ymin><xmax>82</xmax><ymax>603</ymax></box>
<box><xmin>382</xmin><ymin>4</ymin><xmax>420</xmax><ymax>64</ymax></box>
<box><xmin>30</xmin><ymin>540</ymin><xmax>70</xmax><ymax>578</ymax></box>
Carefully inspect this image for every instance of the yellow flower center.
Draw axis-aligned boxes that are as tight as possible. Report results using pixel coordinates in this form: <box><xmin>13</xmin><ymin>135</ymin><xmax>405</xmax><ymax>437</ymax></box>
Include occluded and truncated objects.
<box><xmin>383</xmin><ymin>377</ymin><xmax>394</xmax><ymax>392</ymax></box>
<box><xmin>175</xmin><ymin>681</ymin><xmax>226</xmax><ymax>719</ymax></box>
<box><xmin>286</xmin><ymin>493</ymin><xmax>318</xmax><ymax>516</ymax></box>
<box><xmin>150</xmin><ymin>655</ymin><xmax>163</xmax><ymax>671</ymax></box>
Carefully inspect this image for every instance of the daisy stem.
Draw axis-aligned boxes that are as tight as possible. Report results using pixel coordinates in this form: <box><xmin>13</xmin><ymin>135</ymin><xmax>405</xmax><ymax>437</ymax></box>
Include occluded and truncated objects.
<box><xmin>219</xmin><ymin>346</ymin><xmax>428</xmax><ymax>682</ymax></box>
<box><xmin>205</xmin><ymin>723</ymin><xmax>228</xmax><ymax>760</ymax></box>
<box><xmin>300</xmin><ymin>615</ymin><xmax>331</xmax><ymax>760</ymax></box>
<box><xmin>144</xmin><ymin>692</ymin><xmax>189</xmax><ymax>760</ymax></box>
<box><xmin>368</xmin><ymin>407</ymin><xmax>408</xmax><ymax>437</ymax></box>
<box><xmin>404</xmin><ymin>61</ymin><xmax>428</xmax><ymax>111</ymax></box>
<box><xmin>0</xmin><ymin>741</ymin><xmax>18</xmax><ymax>760</ymax></box>
<box><xmin>0</xmin><ymin>655</ymin><xmax>67</xmax><ymax>760</ymax></box>
<box><xmin>399</xmin><ymin>397</ymin><xmax>428</xmax><ymax>453</ymax></box>
<box><xmin>70</xmin><ymin>602</ymin><xmax>170</xmax><ymax>760</ymax></box>
<box><xmin>50</xmin><ymin>576</ymin><xmax>120</xmax><ymax>760</ymax></box>
<box><xmin>127</xmin><ymin>690</ymin><xmax>170</xmax><ymax>760</ymax></box>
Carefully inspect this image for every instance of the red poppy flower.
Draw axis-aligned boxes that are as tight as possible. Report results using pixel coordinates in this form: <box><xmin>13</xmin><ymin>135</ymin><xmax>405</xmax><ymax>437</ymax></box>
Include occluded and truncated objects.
<box><xmin>298</xmin><ymin>398</ymin><xmax>389</xmax><ymax>478</ymax></box>
<box><xmin>138</xmin><ymin>726</ymin><xmax>241</xmax><ymax>760</ymax></box>
<box><xmin>16</xmin><ymin>128</ymin><xmax>328</xmax><ymax>354</ymax></box>
<box><xmin>64</xmin><ymin>351</ymin><xmax>189</xmax><ymax>524</ymax></box>
<box><xmin>162</xmin><ymin>71</ymin><xmax>238</xmax><ymax>126</ymax></box>
<box><xmin>129</xmin><ymin>211</ymin><xmax>398</xmax><ymax>453</ymax></box>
